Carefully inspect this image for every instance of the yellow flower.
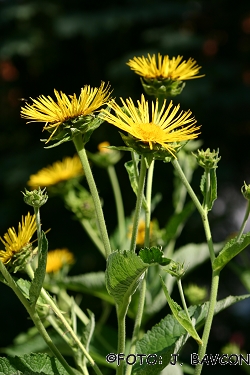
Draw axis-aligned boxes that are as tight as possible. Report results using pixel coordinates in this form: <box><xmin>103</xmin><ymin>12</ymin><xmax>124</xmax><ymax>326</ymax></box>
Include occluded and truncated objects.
<box><xmin>21</xmin><ymin>82</ymin><xmax>112</xmax><ymax>141</ymax></box>
<box><xmin>46</xmin><ymin>248</ymin><xmax>75</xmax><ymax>273</ymax></box>
<box><xmin>27</xmin><ymin>155</ymin><xmax>83</xmax><ymax>189</ymax></box>
<box><xmin>0</xmin><ymin>212</ymin><xmax>36</xmax><ymax>264</ymax></box>
<box><xmin>127</xmin><ymin>53</ymin><xmax>204</xmax><ymax>81</ymax></box>
<box><xmin>102</xmin><ymin>94</ymin><xmax>200</xmax><ymax>157</ymax></box>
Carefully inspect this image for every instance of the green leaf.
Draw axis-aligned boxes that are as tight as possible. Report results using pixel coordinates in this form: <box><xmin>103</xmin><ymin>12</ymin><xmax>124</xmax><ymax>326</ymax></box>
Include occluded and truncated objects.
<box><xmin>207</xmin><ymin>168</ymin><xmax>217</xmax><ymax>210</ymax></box>
<box><xmin>124</xmin><ymin>160</ymin><xmax>147</xmax><ymax>209</ymax></box>
<box><xmin>105</xmin><ymin>250</ymin><xmax>148</xmax><ymax>311</ymax></box>
<box><xmin>213</xmin><ymin>232</ymin><xmax>250</xmax><ymax>272</ymax></box>
<box><xmin>200</xmin><ymin>169</ymin><xmax>217</xmax><ymax>211</ymax></box>
<box><xmin>53</xmin><ymin>272</ymin><xmax>113</xmax><ymax>304</ymax></box>
<box><xmin>132</xmin><ymin>294</ymin><xmax>250</xmax><ymax>375</ymax></box>
<box><xmin>0</xmin><ymin>353</ymin><xmax>78</xmax><ymax>375</ymax></box>
<box><xmin>16</xmin><ymin>278</ymin><xmax>49</xmax><ymax>310</ymax></box>
<box><xmin>160</xmin><ymin>276</ymin><xmax>202</xmax><ymax>345</ymax></box>
<box><xmin>30</xmin><ymin>231</ymin><xmax>48</xmax><ymax>307</ymax></box>
<box><xmin>81</xmin><ymin>310</ymin><xmax>95</xmax><ymax>367</ymax></box>
<box><xmin>1</xmin><ymin>327</ymin><xmax>72</xmax><ymax>357</ymax></box>
<box><xmin>139</xmin><ymin>247</ymin><xmax>171</xmax><ymax>266</ymax></box>
<box><xmin>163</xmin><ymin>201</ymin><xmax>195</xmax><ymax>242</ymax></box>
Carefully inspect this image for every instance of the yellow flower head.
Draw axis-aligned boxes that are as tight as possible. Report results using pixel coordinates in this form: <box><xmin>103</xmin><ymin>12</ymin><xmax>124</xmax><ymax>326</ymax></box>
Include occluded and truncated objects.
<box><xmin>21</xmin><ymin>82</ymin><xmax>112</xmax><ymax>142</ymax></box>
<box><xmin>27</xmin><ymin>155</ymin><xmax>83</xmax><ymax>189</ymax></box>
<box><xmin>102</xmin><ymin>94</ymin><xmax>200</xmax><ymax>157</ymax></box>
<box><xmin>46</xmin><ymin>248</ymin><xmax>75</xmax><ymax>273</ymax></box>
<box><xmin>0</xmin><ymin>212</ymin><xmax>37</xmax><ymax>264</ymax></box>
<box><xmin>127</xmin><ymin>53</ymin><xmax>204</xmax><ymax>81</ymax></box>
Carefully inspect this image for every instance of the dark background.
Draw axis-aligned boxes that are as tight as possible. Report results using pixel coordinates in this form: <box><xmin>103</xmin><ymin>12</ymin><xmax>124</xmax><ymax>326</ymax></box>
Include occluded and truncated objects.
<box><xmin>0</xmin><ymin>0</ymin><xmax>250</xmax><ymax>374</ymax></box>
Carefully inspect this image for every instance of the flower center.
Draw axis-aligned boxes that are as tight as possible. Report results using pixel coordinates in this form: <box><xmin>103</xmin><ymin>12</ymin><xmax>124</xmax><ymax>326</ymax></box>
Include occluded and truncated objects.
<box><xmin>133</xmin><ymin>122</ymin><xmax>166</xmax><ymax>143</ymax></box>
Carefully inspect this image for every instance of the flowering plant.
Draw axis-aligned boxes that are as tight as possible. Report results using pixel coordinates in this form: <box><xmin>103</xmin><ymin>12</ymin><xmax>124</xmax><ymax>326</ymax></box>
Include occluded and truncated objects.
<box><xmin>1</xmin><ymin>53</ymin><xmax>250</xmax><ymax>375</ymax></box>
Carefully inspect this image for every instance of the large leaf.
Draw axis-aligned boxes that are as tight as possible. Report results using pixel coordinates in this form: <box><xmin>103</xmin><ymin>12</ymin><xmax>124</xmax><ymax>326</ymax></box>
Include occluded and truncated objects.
<box><xmin>132</xmin><ymin>294</ymin><xmax>250</xmax><ymax>375</ymax></box>
<box><xmin>30</xmin><ymin>231</ymin><xmax>48</xmax><ymax>307</ymax></box>
<box><xmin>105</xmin><ymin>250</ymin><xmax>148</xmax><ymax>312</ymax></box>
<box><xmin>213</xmin><ymin>232</ymin><xmax>250</xmax><ymax>272</ymax></box>
<box><xmin>0</xmin><ymin>353</ymin><xmax>79</xmax><ymax>375</ymax></box>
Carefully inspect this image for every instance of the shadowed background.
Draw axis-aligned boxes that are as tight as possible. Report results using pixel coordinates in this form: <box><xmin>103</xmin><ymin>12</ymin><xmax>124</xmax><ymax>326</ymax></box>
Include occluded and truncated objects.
<box><xmin>0</xmin><ymin>1</ymin><xmax>250</xmax><ymax>373</ymax></box>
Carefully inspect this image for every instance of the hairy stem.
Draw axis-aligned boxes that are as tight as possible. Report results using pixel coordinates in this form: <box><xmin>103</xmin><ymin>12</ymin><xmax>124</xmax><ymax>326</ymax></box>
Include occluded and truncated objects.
<box><xmin>130</xmin><ymin>156</ymin><xmax>147</xmax><ymax>252</ymax></box>
<box><xmin>73</xmin><ymin>134</ymin><xmax>111</xmax><ymax>258</ymax></box>
<box><xmin>107</xmin><ymin>165</ymin><xmax>126</xmax><ymax>246</ymax></box>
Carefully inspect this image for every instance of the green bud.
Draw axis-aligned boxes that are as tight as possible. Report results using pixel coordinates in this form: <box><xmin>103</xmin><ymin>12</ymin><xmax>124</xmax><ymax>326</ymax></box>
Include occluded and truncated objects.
<box><xmin>165</xmin><ymin>260</ymin><xmax>185</xmax><ymax>279</ymax></box>
<box><xmin>241</xmin><ymin>181</ymin><xmax>250</xmax><ymax>200</ymax></box>
<box><xmin>22</xmin><ymin>187</ymin><xmax>48</xmax><ymax>208</ymax></box>
<box><xmin>192</xmin><ymin>148</ymin><xmax>220</xmax><ymax>169</ymax></box>
<box><xmin>141</xmin><ymin>77</ymin><xmax>186</xmax><ymax>98</ymax></box>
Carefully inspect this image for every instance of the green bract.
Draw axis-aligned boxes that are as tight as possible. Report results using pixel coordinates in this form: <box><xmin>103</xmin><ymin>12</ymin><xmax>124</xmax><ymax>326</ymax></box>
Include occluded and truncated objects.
<box><xmin>141</xmin><ymin>77</ymin><xmax>186</xmax><ymax>97</ymax></box>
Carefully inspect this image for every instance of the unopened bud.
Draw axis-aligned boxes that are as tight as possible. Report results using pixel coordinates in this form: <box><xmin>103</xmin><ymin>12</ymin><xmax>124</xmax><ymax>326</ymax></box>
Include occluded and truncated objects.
<box><xmin>22</xmin><ymin>187</ymin><xmax>48</xmax><ymax>208</ymax></box>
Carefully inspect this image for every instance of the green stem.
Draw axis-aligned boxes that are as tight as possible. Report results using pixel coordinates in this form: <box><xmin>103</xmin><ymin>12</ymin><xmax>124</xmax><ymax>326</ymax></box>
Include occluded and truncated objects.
<box><xmin>116</xmin><ymin>307</ymin><xmax>126</xmax><ymax>375</ymax></box>
<box><xmin>25</xmin><ymin>264</ymin><xmax>104</xmax><ymax>375</ymax></box>
<box><xmin>172</xmin><ymin>158</ymin><xmax>220</xmax><ymax>375</ymax></box>
<box><xmin>73</xmin><ymin>134</ymin><xmax>111</xmax><ymax>258</ymax></box>
<box><xmin>130</xmin><ymin>156</ymin><xmax>147</xmax><ymax>252</ymax></box>
<box><xmin>177</xmin><ymin>278</ymin><xmax>190</xmax><ymax>320</ymax></box>
<box><xmin>125</xmin><ymin>161</ymin><xmax>155</xmax><ymax>375</ymax></box>
<box><xmin>237</xmin><ymin>200</ymin><xmax>250</xmax><ymax>242</ymax></box>
<box><xmin>194</xmin><ymin>271</ymin><xmax>220</xmax><ymax>375</ymax></box>
<box><xmin>0</xmin><ymin>261</ymin><xmax>76</xmax><ymax>375</ymax></box>
<box><xmin>34</xmin><ymin>206</ymin><xmax>42</xmax><ymax>251</ymax></box>
<box><xmin>107</xmin><ymin>165</ymin><xmax>126</xmax><ymax>246</ymax></box>
<box><xmin>80</xmin><ymin>218</ymin><xmax>105</xmax><ymax>256</ymax></box>
<box><xmin>171</xmin><ymin>159</ymin><xmax>204</xmax><ymax>217</ymax></box>
<box><xmin>171</xmin><ymin>159</ymin><xmax>215</xmax><ymax>262</ymax></box>
<box><xmin>204</xmin><ymin>168</ymin><xmax>210</xmax><ymax>210</ymax></box>
<box><xmin>144</xmin><ymin>160</ymin><xmax>154</xmax><ymax>247</ymax></box>
<box><xmin>124</xmin><ymin>276</ymin><xmax>146</xmax><ymax>375</ymax></box>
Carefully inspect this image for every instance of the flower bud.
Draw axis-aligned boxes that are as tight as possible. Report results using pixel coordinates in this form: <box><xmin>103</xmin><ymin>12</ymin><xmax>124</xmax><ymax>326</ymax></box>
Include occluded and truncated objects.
<box><xmin>241</xmin><ymin>181</ymin><xmax>250</xmax><ymax>200</ymax></box>
<box><xmin>166</xmin><ymin>260</ymin><xmax>185</xmax><ymax>279</ymax></box>
<box><xmin>192</xmin><ymin>148</ymin><xmax>220</xmax><ymax>169</ymax></box>
<box><xmin>22</xmin><ymin>187</ymin><xmax>48</xmax><ymax>208</ymax></box>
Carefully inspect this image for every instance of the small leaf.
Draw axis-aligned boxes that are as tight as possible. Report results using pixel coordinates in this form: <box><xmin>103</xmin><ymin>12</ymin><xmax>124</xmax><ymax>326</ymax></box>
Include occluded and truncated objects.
<box><xmin>124</xmin><ymin>160</ymin><xmax>147</xmax><ymax>209</ymax></box>
<box><xmin>139</xmin><ymin>247</ymin><xmax>171</xmax><ymax>266</ymax></box>
<box><xmin>30</xmin><ymin>231</ymin><xmax>48</xmax><ymax>307</ymax></box>
<box><xmin>81</xmin><ymin>310</ymin><xmax>95</xmax><ymax>367</ymax></box>
<box><xmin>0</xmin><ymin>353</ymin><xmax>78</xmax><ymax>375</ymax></box>
<box><xmin>105</xmin><ymin>251</ymin><xmax>148</xmax><ymax>312</ymax></box>
<box><xmin>200</xmin><ymin>169</ymin><xmax>217</xmax><ymax>211</ymax></box>
<box><xmin>160</xmin><ymin>276</ymin><xmax>202</xmax><ymax>345</ymax></box>
<box><xmin>213</xmin><ymin>232</ymin><xmax>250</xmax><ymax>272</ymax></box>
<box><xmin>208</xmin><ymin>168</ymin><xmax>217</xmax><ymax>210</ymax></box>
